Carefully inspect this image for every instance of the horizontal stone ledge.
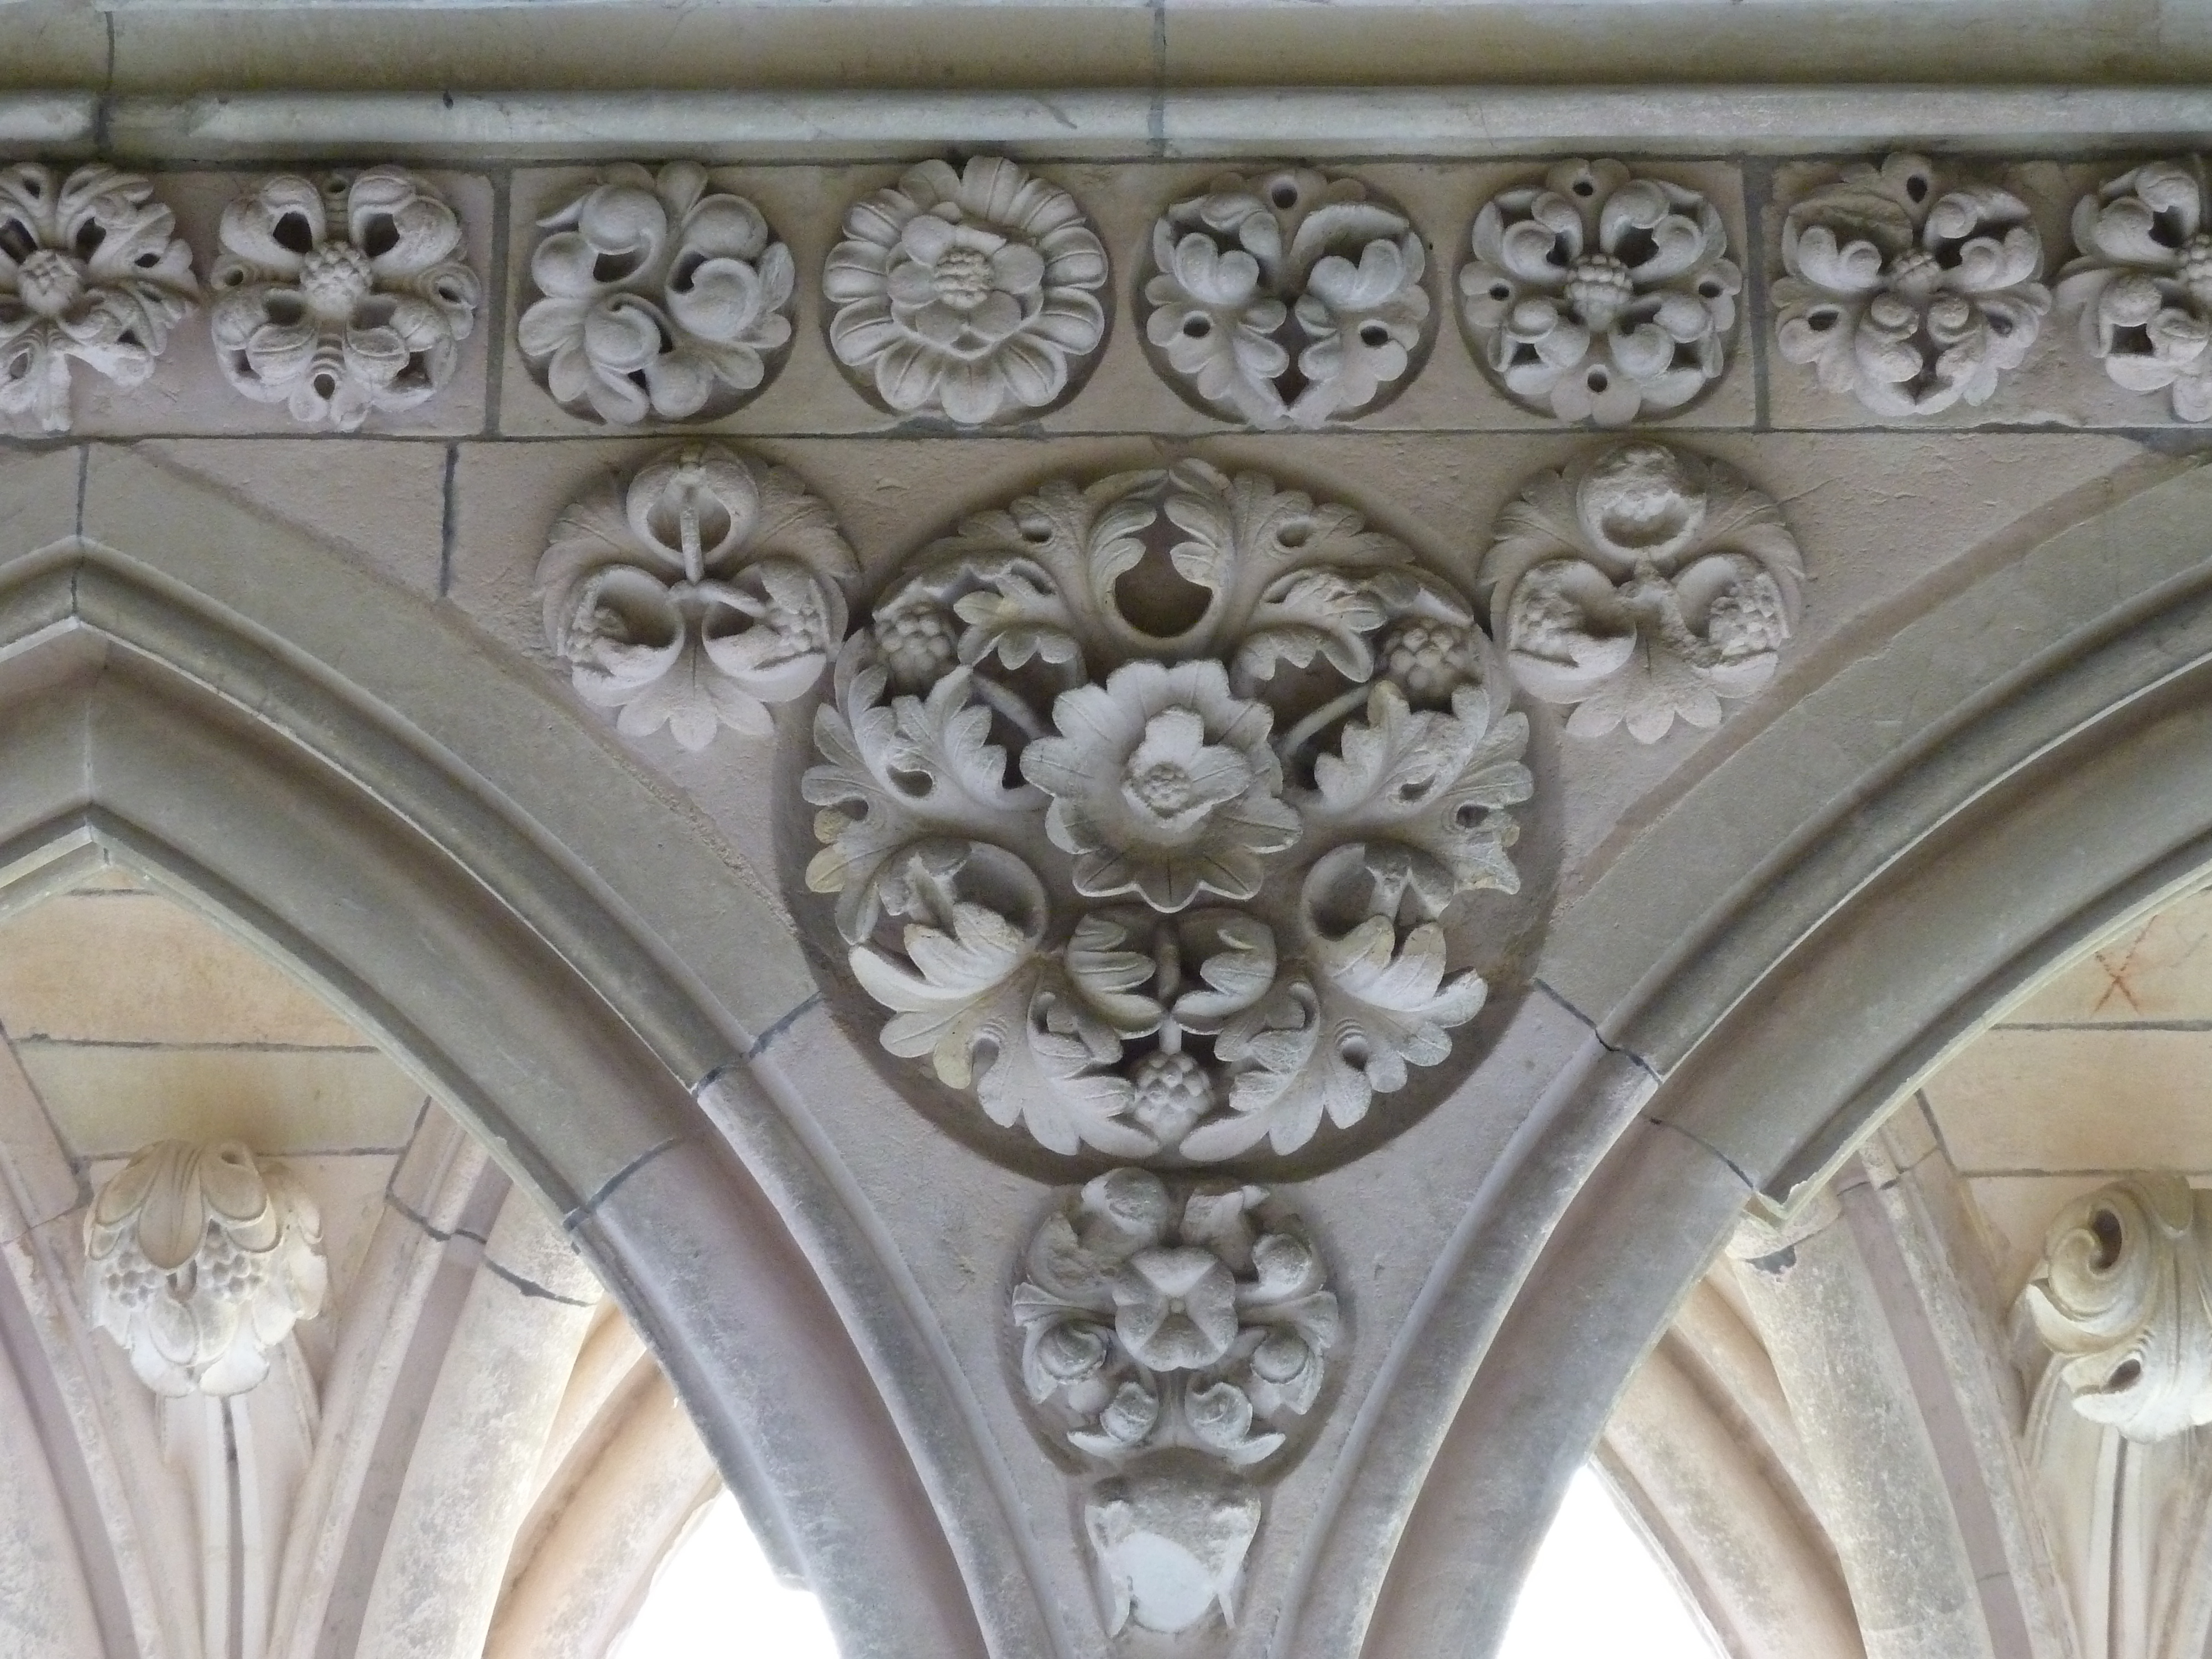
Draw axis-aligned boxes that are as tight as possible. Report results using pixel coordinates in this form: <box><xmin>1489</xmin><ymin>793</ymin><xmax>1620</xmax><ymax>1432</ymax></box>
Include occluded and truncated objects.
<box><xmin>5</xmin><ymin>85</ymin><xmax>2200</xmax><ymax>161</ymax></box>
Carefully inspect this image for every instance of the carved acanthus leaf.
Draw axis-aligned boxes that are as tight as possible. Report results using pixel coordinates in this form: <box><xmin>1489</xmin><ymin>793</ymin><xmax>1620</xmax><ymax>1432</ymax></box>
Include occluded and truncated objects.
<box><xmin>83</xmin><ymin>1141</ymin><xmax>327</xmax><ymax>1399</ymax></box>
<box><xmin>210</xmin><ymin>168</ymin><xmax>479</xmax><ymax>429</ymax></box>
<box><xmin>1459</xmin><ymin>159</ymin><xmax>1740</xmax><ymax>425</ymax></box>
<box><xmin>520</xmin><ymin>162</ymin><xmax>795</xmax><ymax>424</ymax></box>
<box><xmin>1774</xmin><ymin>153</ymin><xmax>2050</xmax><ymax>418</ymax></box>
<box><xmin>541</xmin><ymin>441</ymin><xmax>857</xmax><ymax>751</ymax></box>
<box><xmin>1142</xmin><ymin>168</ymin><xmax>1430</xmax><ymax>428</ymax></box>
<box><xmin>2056</xmin><ymin>158</ymin><xmax>2212</xmax><ymax>421</ymax></box>
<box><xmin>805</xmin><ymin>461</ymin><xmax>1532</xmax><ymax>1161</ymax></box>
<box><xmin>0</xmin><ymin>164</ymin><xmax>198</xmax><ymax>433</ymax></box>
<box><xmin>1480</xmin><ymin>441</ymin><xmax>1803</xmax><ymax>742</ymax></box>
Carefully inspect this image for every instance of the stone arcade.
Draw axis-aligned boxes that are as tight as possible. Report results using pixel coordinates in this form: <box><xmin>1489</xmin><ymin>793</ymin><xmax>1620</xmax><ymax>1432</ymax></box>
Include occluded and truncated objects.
<box><xmin>11</xmin><ymin>12</ymin><xmax>2212</xmax><ymax>1658</ymax></box>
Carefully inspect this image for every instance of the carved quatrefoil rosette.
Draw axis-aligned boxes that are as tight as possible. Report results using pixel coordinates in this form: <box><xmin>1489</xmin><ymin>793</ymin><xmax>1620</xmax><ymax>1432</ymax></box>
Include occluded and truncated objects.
<box><xmin>1141</xmin><ymin>168</ymin><xmax>1431</xmax><ymax>429</ymax></box>
<box><xmin>2021</xmin><ymin>1175</ymin><xmax>2212</xmax><ymax>1443</ymax></box>
<box><xmin>2057</xmin><ymin>159</ymin><xmax>2212</xmax><ymax>422</ymax></box>
<box><xmin>1012</xmin><ymin>1170</ymin><xmax>1337</xmax><ymax>1635</ymax></box>
<box><xmin>540</xmin><ymin>442</ymin><xmax>858</xmax><ymax>751</ymax></box>
<box><xmin>1479</xmin><ymin>442</ymin><xmax>1803</xmax><ymax>743</ymax></box>
<box><xmin>1774</xmin><ymin>153</ymin><xmax>2051</xmax><ymax>418</ymax></box>
<box><xmin>520</xmin><ymin>163</ymin><xmax>795</xmax><ymax>425</ymax></box>
<box><xmin>803</xmin><ymin>461</ymin><xmax>1533</xmax><ymax>1163</ymax></box>
<box><xmin>1459</xmin><ymin>160</ymin><xmax>1739</xmax><ymax>426</ymax></box>
<box><xmin>210</xmin><ymin>168</ymin><xmax>480</xmax><ymax>429</ymax></box>
<box><xmin>84</xmin><ymin>1141</ymin><xmax>327</xmax><ymax>1399</ymax></box>
<box><xmin>0</xmin><ymin>164</ymin><xmax>197</xmax><ymax>434</ymax></box>
<box><xmin>825</xmin><ymin>156</ymin><xmax>1108</xmax><ymax>426</ymax></box>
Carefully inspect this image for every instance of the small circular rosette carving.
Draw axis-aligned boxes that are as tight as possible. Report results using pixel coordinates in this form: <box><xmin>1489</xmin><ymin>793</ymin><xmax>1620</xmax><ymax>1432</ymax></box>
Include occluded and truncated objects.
<box><xmin>1774</xmin><ymin>153</ymin><xmax>2051</xmax><ymax>418</ymax></box>
<box><xmin>210</xmin><ymin>168</ymin><xmax>480</xmax><ymax>429</ymax></box>
<box><xmin>804</xmin><ymin>461</ymin><xmax>1533</xmax><ymax>1163</ymax></box>
<box><xmin>539</xmin><ymin>442</ymin><xmax>858</xmax><ymax>751</ymax></box>
<box><xmin>823</xmin><ymin>155</ymin><xmax>1108</xmax><ymax>425</ymax></box>
<box><xmin>1479</xmin><ymin>442</ymin><xmax>1803</xmax><ymax>743</ymax></box>
<box><xmin>2057</xmin><ymin>158</ymin><xmax>2212</xmax><ymax>421</ymax></box>
<box><xmin>1141</xmin><ymin>168</ymin><xmax>1431</xmax><ymax>429</ymax></box>
<box><xmin>1459</xmin><ymin>159</ymin><xmax>1739</xmax><ymax>426</ymax></box>
<box><xmin>83</xmin><ymin>1140</ymin><xmax>327</xmax><ymax>1399</ymax></box>
<box><xmin>0</xmin><ymin>164</ymin><xmax>197</xmax><ymax>434</ymax></box>
<box><xmin>520</xmin><ymin>163</ymin><xmax>795</xmax><ymax>425</ymax></box>
<box><xmin>2021</xmin><ymin>1176</ymin><xmax>2212</xmax><ymax>1442</ymax></box>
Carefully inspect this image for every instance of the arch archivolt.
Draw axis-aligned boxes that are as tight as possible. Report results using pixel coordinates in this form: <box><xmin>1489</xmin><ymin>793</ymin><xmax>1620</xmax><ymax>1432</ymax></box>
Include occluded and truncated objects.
<box><xmin>1</xmin><ymin>133</ymin><xmax>2210</xmax><ymax>1659</ymax></box>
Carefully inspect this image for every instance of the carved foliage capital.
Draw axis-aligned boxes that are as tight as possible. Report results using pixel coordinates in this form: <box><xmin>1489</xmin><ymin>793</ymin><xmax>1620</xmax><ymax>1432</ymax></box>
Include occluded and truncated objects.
<box><xmin>84</xmin><ymin>1140</ymin><xmax>326</xmax><ymax>1399</ymax></box>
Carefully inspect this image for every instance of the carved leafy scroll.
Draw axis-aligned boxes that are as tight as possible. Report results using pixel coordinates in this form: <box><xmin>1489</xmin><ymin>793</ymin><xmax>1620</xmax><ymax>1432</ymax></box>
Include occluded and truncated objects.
<box><xmin>540</xmin><ymin>441</ymin><xmax>858</xmax><ymax>750</ymax></box>
<box><xmin>2057</xmin><ymin>158</ymin><xmax>2212</xmax><ymax>421</ymax></box>
<box><xmin>0</xmin><ymin>164</ymin><xmax>197</xmax><ymax>434</ymax></box>
<box><xmin>1479</xmin><ymin>441</ymin><xmax>1803</xmax><ymax>742</ymax></box>
<box><xmin>1012</xmin><ymin>1170</ymin><xmax>1337</xmax><ymax>1635</ymax></box>
<box><xmin>804</xmin><ymin>460</ymin><xmax>1531</xmax><ymax>1162</ymax></box>
<box><xmin>1459</xmin><ymin>159</ymin><xmax>1739</xmax><ymax>425</ymax></box>
<box><xmin>1141</xmin><ymin>168</ymin><xmax>1430</xmax><ymax>429</ymax></box>
<box><xmin>1775</xmin><ymin>153</ymin><xmax>2050</xmax><ymax>418</ymax></box>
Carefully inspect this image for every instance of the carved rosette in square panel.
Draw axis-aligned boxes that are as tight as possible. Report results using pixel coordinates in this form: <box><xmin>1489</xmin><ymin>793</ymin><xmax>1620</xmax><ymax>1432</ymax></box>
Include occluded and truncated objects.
<box><xmin>210</xmin><ymin>167</ymin><xmax>479</xmax><ymax>429</ymax></box>
<box><xmin>0</xmin><ymin>163</ymin><xmax>198</xmax><ymax>434</ymax></box>
<box><xmin>2058</xmin><ymin>158</ymin><xmax>2212</xmax><ymax>422</ymax></box>
<box><xmin>1773</xmin><ymin>153</ymin><xmax>2051</xmax><ymax>419</ymax></box>
<box><xmin>1458</xmin><ymin>159</ymin><xmax>1739</xmax><ymax>427</ymax></box>
<box><xmin>519</xmin><ymin>163</ymin><xmax>796</xmax><ymax>426</ymax></box>
<box><xmin>1139</xmin><ymin>168</ymin><xmax>1432</xmax><ymax>429</ymax></box>
<box><xmin>801</xmin><ymin>461</ymin><xmax>1534</xmax><ymax>1166</ymax></box>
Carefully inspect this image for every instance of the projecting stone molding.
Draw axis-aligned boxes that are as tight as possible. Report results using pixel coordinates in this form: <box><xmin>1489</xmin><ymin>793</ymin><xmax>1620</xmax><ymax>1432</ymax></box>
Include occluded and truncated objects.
<box><xmin>82</xmin><ymin>1138</ymin><xmax>327</xmax><ymax>1399</ymax></box>
<box><xmin>801</xmin><ymin>459</ymin><xmax>1532</xmax><ymax>1163</ymax></box>
<box><xmin>1011</xmin><ymin>1168</ymin><xmax>1338</xmax><ymax>1637</ymax></box>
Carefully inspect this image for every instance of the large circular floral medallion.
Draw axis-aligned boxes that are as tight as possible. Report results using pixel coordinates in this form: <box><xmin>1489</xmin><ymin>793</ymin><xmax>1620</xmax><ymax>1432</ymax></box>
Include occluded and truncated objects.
<box><xmin>801</xmin><ymin>461</ymin><xmax>1535</xmax><ymax>1164</ymax></box>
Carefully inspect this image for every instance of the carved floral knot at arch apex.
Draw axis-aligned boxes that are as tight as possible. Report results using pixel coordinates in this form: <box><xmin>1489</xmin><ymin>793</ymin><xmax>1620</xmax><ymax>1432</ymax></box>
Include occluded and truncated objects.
<box><xmin>1012</xmin><ymin>1168</ymin><xmax>1338</xmax><ymax>1636</ymax></box>
<box><xmin>802</xmin><ymin>460</ymin><xmax>1533</xmax><ymax>1164</ymax></box>
<box><xmin>2021</xmin><ymin>1174</ymin><xmax>2212</xmax><ymax>1443</ymax></box>
<box><xmin>83</xmin><ymin>1140</ymin><xmax>327</xmax><ymax>1399</ymax></box>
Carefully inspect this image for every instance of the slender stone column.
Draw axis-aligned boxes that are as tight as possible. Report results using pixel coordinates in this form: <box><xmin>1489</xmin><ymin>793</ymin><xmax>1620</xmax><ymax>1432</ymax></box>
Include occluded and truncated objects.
<box><xmin>1729</xmin><ymin>1189</ymin><xmax>1997</xmax><ymax>1659</ymax></box>
<box><xmin>352</xmin><ymin>1190</ymin><xmax>599</xmax><ymax>1659</ymax></box>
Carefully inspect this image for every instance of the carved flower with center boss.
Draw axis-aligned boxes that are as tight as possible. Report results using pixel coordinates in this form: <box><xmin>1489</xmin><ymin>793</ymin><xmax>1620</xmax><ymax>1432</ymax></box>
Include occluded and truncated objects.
<box><xmin>2057</xmin><ymin>158</ymin><xmax>2212</xmax><ymax>422</ymax></box>
<box><xmin>825</xmin><ymin>155</ymin><xmax>1108</xmax><ymax>425</ymax></box>
<box><xmin>1458</xmin><ymin>159</ymin><xmax>1740</xmax><ymax>426</ymax></box>
<box><xmin>0</xmin><ymin>163</ymin><xmax>198</xmax><ymax>434</ymax></box>
<box><xmin>802</xmin><ymin>462</ymin><xmax>1532</xmax><ymax>1164</ymax></box>
<box><xmin>1773</xmin><ymin>153</ymin><xmax>2049</xmax><ymax>418</ymax></box>
<box><xmin>210</xmin><ymin>168</ymin><xmax>479</xmax><ymax>429</ymax></box>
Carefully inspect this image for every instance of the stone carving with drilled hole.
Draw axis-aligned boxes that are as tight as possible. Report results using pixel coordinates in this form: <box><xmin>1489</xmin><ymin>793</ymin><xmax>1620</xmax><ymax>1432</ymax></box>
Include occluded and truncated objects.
<box><xmin>1012</xmin><ymin>1169</ymin><xmax>1338</xmax><ymax>1635</ymax></box>
<box><xmin>540</xmin><ymin>442</ymin><xmax>857</xmax><ymax>750</ymax></box>
<box><xmin>804</xmin><ymin>461</ymin><xmax>1531</xmax><ymax>1161</ymax></box>
<box><xmin>2057</xmin><ymin>158</ymin><xmax>2212</xmax><ymax>422</ymax></box>
<box><xmin>210</xmin><ymin>168</ymin><xmax>479</xmax><ymax>429</ymax></box>
<box><xmin>823</xmin><ymin>155</ymin><xmax>1107</xmax><ymax>425</ymax></box>
<box><xmin>1479</xmin><ymin>442</ymin><xmax>1802</xmax><ymax>742</ymax></box>
<box><xmin>0</xmin><ymin>164</ymin><xmax>197</xmax><ymax>433</ymax></box>
<box><xmin>1458</xmin><ymin>159</ymin><xmax>1739</xmax><ymax>426</ymax></box>
<box><xmin>2021</xmin><ymin>1175</ymin><xmax>2212</xmax><ymax>1442</ymax></box>
<box><xmin>1775</xmin><ymin>153</ymin><xmax>2049</xmax><ymax>418</ymax></box>
<box><xmin>84</xmin><ymin>1140</ymin><xmax>327</xmax><ymax>1398</ymax></box>
<box><xmin>1142</xmin><ymin>168</ymin><xmax>1430</xmax><ymax>428</ymax></box>
<box><xmin>520</xmin><ymin>163</ymin><xmax>795</xmax><ymax>425</ymax></box>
